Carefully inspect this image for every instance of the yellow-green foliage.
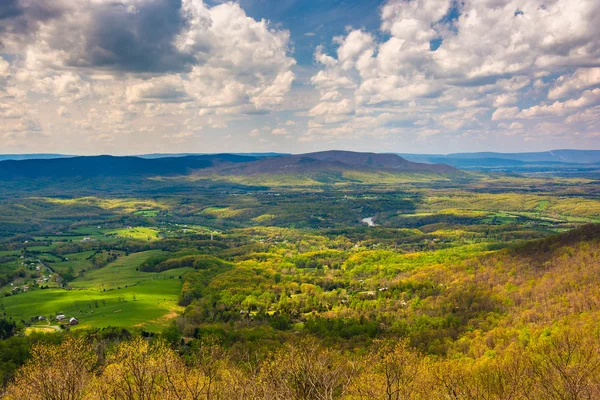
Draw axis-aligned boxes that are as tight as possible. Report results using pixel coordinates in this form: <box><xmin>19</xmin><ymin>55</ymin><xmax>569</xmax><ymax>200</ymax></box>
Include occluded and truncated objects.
<box><xmin>343</xmin><ymin>243</ymin><xmax>496</xmax><ymax>279</ymax></box>
<box><xmin>105</xmin><ymin>227</ymin><xmax>161</xmax><ymax>240</ymax></box>
<box><xmin>193</xmin><ymin>173</ymin><xmax>320</xmax><ymax>186</ymax></box>
<box><xmin>41</xmin><ymin>196</ymin><xmax>168</xmax><ymax>213</ymax></box>
<box><xmin>420</xmin><ymin>192</ymin><xmax>600</xmax><ymax>219</ymax></box>
<box><xmin>7</xmin><ymin>325</ymin><xmax>600</xmax><ymax>400</ymax></box>
<box><xmin>551</xmin><ymin>198</ymin><xmax>600</xmax><ymax>218</ymax></box>
<box><xmin>199</xmin><ymin>206</ymin><xmax>247</xmax><ymax>218</ymax></box>
<box><xmin>422</xmin><ymin>192</ymin><xmax>544</xmax><ymax>212</ymax></box>
<box><xmin>252</xmin><ymin>213</ymin><xmax>277</xmax><ymax>223</ymax></box>
<box><xmin>341</xmin><ymin>170</ymin><xmax>449</xmax><ymax>184</ymax></box>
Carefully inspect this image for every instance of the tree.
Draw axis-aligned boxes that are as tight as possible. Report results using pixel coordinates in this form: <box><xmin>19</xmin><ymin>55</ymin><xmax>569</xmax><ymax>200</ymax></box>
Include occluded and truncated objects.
<box><xmin>352</xmin><ymin>339</ymin><xmax>428</xmax><ymax>400</ymax></box>
<box><xmin>260</xmin><ymin>337</ymin><xmax>355</xmax><ymax>400</ymax></box>
<box><xmin>527</xmin><ymin>327</ymin><xmax>600</xmax><ymax>400</ymax></box>
<box><xmin>5</xmin><ymin>338</ymin><xmax>95</xmax><ymax>400</ymax></box>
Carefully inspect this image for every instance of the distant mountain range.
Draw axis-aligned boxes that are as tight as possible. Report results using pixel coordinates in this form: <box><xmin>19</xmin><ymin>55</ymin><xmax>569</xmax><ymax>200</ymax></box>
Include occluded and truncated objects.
<box><xmin>1</xmin><ymin>149</ymin><xmax>599</xmax><ymax>179</ymax></box>
<box><xmin>398</xmin><ymin>150</ymin><xmax>600</xmax><ymax>170</ymax></box>
<box><xmin>0</xmin><ymin>154</ymin><xmax>256</xmax><ymax>179</ymax></box>
<box><xmin>2</xmin><ymin>149</ymin><xmax>599</xmax><ymax>164</ymax></box>
<box><xmin>0</xmin><ymin>154</ymin><xmax>72</xmax><ymax>162</ymax></box>
<box><xmin>0</xmin><ymin>151</ymin><xmax>459</xmax><ymax>180</ymax></box>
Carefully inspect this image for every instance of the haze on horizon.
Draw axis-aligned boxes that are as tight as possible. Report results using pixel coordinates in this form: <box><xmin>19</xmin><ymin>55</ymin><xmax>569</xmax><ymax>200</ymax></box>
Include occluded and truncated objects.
<box><xmin>0</xmin><ymin>0</ymin><xmax>599</xmax><ymax>156</ymax></box>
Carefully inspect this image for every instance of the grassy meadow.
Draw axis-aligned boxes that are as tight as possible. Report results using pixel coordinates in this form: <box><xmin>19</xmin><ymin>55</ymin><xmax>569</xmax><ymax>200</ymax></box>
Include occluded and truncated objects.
<box><xmin>1</xmin><ymin>251</ymin><xmax>192</xmax><ymax>332</ymax></box>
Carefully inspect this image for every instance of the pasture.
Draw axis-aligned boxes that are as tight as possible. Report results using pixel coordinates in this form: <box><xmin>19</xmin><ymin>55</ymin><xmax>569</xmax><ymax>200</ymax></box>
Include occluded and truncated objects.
<box><xmin>1</xmin><ymin>251</ymin><xmax>193</xmax><ymax>332</ymax></box>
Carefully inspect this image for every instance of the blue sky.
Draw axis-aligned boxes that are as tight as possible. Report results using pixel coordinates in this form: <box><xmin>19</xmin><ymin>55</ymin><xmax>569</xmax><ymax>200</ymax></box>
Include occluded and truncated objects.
<box><xmin>0</xmin><ymin>0</ymin><xmax>599</xmax><ymax>155</ymax></box>
<box><xmin>232</xmin><ymin>0</ymin><xmax>385</xmax><ymax>64</ymax></box>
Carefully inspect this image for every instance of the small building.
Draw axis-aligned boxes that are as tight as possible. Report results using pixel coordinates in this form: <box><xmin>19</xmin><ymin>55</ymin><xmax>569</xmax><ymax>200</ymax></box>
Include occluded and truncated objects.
<box><xmin>56</xmin><ymin>314</ymin><xmax>66</xmax><ymax>321</ymax></box>
<box><xmin>69</xmin><ymin>317</ymin><xmax>79</xmax><ymax>325</ymax></box>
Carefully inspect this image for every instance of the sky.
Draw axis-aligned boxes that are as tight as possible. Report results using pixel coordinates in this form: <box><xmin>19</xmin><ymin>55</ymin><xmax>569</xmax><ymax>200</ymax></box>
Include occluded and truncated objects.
<box><xmin>0</xmin><ymin>0</ymin><xmax>599</xmax><ymax>155</ymax></box>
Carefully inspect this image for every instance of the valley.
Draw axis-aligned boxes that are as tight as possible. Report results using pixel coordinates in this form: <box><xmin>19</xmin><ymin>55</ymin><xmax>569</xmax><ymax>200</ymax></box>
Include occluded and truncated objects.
<box><xmin>1</xmin><ymin>151</ymin><xmax>600</xmax><ymax>397</ymax></box>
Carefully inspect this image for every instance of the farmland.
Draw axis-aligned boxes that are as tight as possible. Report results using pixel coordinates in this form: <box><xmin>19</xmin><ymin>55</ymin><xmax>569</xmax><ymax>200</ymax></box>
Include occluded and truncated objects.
<box><xmin>1</xmin><ymin>251</ymin><xmax>191</xmax><ymax>332</ymax></box>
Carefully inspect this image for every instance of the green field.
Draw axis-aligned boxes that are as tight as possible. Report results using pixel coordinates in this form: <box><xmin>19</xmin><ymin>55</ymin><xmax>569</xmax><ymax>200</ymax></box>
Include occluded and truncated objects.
<box><xmin>105</xmin><ymin>227</ymin><xmax>161</xmax><ymax>240</ymax></box>
<box><xmin>50</xmin><ymin>250</ymin><xmax>98</xmax><ymax>274</ymax></box>
<box><xmin>70</xmin><ymin>250</ymin><xmax>189</xmax><ymax>290</ymax></box>
<box><xmin>1</xmin><ymin>251</ymin><xmax>193</xmax><ymax>331</ymax></box>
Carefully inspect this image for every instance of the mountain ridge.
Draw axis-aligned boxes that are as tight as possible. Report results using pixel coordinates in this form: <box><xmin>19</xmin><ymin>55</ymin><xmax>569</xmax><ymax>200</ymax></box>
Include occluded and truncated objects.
<box><xmin>0</xmin><ymin>151</ymin><xmax>460</xmax><ymax>180</ymax></box>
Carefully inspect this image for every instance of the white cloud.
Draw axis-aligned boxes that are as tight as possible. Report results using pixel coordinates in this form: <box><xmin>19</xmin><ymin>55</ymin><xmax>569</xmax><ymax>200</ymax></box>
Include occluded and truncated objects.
<box><xmin>179</xmin><ymin>2</ymin><xmax>295</xmax><ymax>111</ymax></box>
<box><xmin>50</xmin><ymin>73</ymin><xmax>92</xmax><ymax>103</ymax></box>
<box><xmin>498</xmin><ymin>121</ymin><xmax>524</xmax><ymax>130</ymax></box>
<box><xmin>519</xmin><ymin>88</ymin><xmax>600</xmax><ymax>118</ymax></box>
<box><xmin>492</xmin><ymin>107</ymin><xmax>520</xmax><ymax>121</ymax></box>
<box><xmin>0</xmin><ymin>58</ymin><xmax>9</xmax><ymax>78</ymax></box>
<box><xmin>0</xmin><ymin>0</ymin><xmax>295</xmax><ymax>151</ymax></box>
<box><xmin>307</xmin><ymin>0</ymin><xmax>600</xmax><ymax>141</ymax></box>
<box><xmin>0</xmin><ymin>103</ymin><xmax>26</xmax><ymax>119</ymax></box>
<box><xmin>549</xmin><ymin>68</ymin><xmax>600</xmax><ymax>100</ymax></box>
<box><xmin>271</xmin><ymin>128</ymin><xmax>288</xmax><ymax>136</ymax></box>
<box><xmin>493</xmin><ymin>93</ymin><xmax>518</xmax><ymax>107</ymax></box>
<box><xmin>3</xmin><ymin>118</ymin><xmax>46</xmax><ymax>143</ymax></box>
<box><xmin>308</xmin><ymin>99</ymin><xmax>355</xmax><ymax>117</ymax></box>
<box><xmin>126</xmin><ymin>76</ymin><xmax>190</xmax><ymax>104</ymax></box>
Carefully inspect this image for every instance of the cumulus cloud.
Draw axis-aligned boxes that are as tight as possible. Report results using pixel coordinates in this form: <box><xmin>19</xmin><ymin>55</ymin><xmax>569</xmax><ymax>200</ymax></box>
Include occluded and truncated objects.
<box><xmin>492</xmin><ymin>107</ymin><xmax>520</xmax><ymax>121</ymax></box>
<box><xmin>1</xmin><ymin>0</ymin><xmax>599</xmax><ymax>152</ymax></box>
<box><xmin>2</xmin><ymin>0</ymin><xmax>193</xmax><ymax>73</ymax></box>
<box><xmin>0</xmin><ymin>58</ymin><xmax>10</xmax><ymax>78</ymax></box>
<box><xmin>271</xmin><ymin>128</ymin><xmax>288</xmax><ymax>136</ymax></box>
<box><xmin>549</xmin><ymin>68</ymin><xmax>600</xmax><ymax>100</ymax></box>
<box><xmin>308</xmin><ymin>0</ymin><xmax>600</xmax><ymax>141</ymax></box>
<box><xmin>2</xmin><ymin>117</ymin><xmax>47</xmax><ymax>144</ymax></box>
<box><xmin>0</xmin><ymin>102</ymin><xmax>26</xmax><ymax>119</ymax></box>
<box><xmin>519</xmin><ymin>89</ymin><xmax>600</xmax><ymax>118</ymax></box>
<box><xmin>126</xmin><ymin>76</ymin><xmax>190</xmax><ymax>104</ymax></box>
<box><xmin>0</xmin><ymin>0</ymin><xmax>295</xmax><ymax>149</ymax></box>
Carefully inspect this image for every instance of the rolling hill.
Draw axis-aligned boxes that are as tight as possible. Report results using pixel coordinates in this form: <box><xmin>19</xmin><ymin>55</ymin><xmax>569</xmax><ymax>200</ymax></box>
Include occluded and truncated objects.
<box><xmin>211</xmin><ymin>150</ymin><xmax>460</xmax><ymax>175</ymax></box>
<box><xmin>197</xmin><ymin>150</ymin><xmax>463</xmax><ymax>185</ymax></box>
